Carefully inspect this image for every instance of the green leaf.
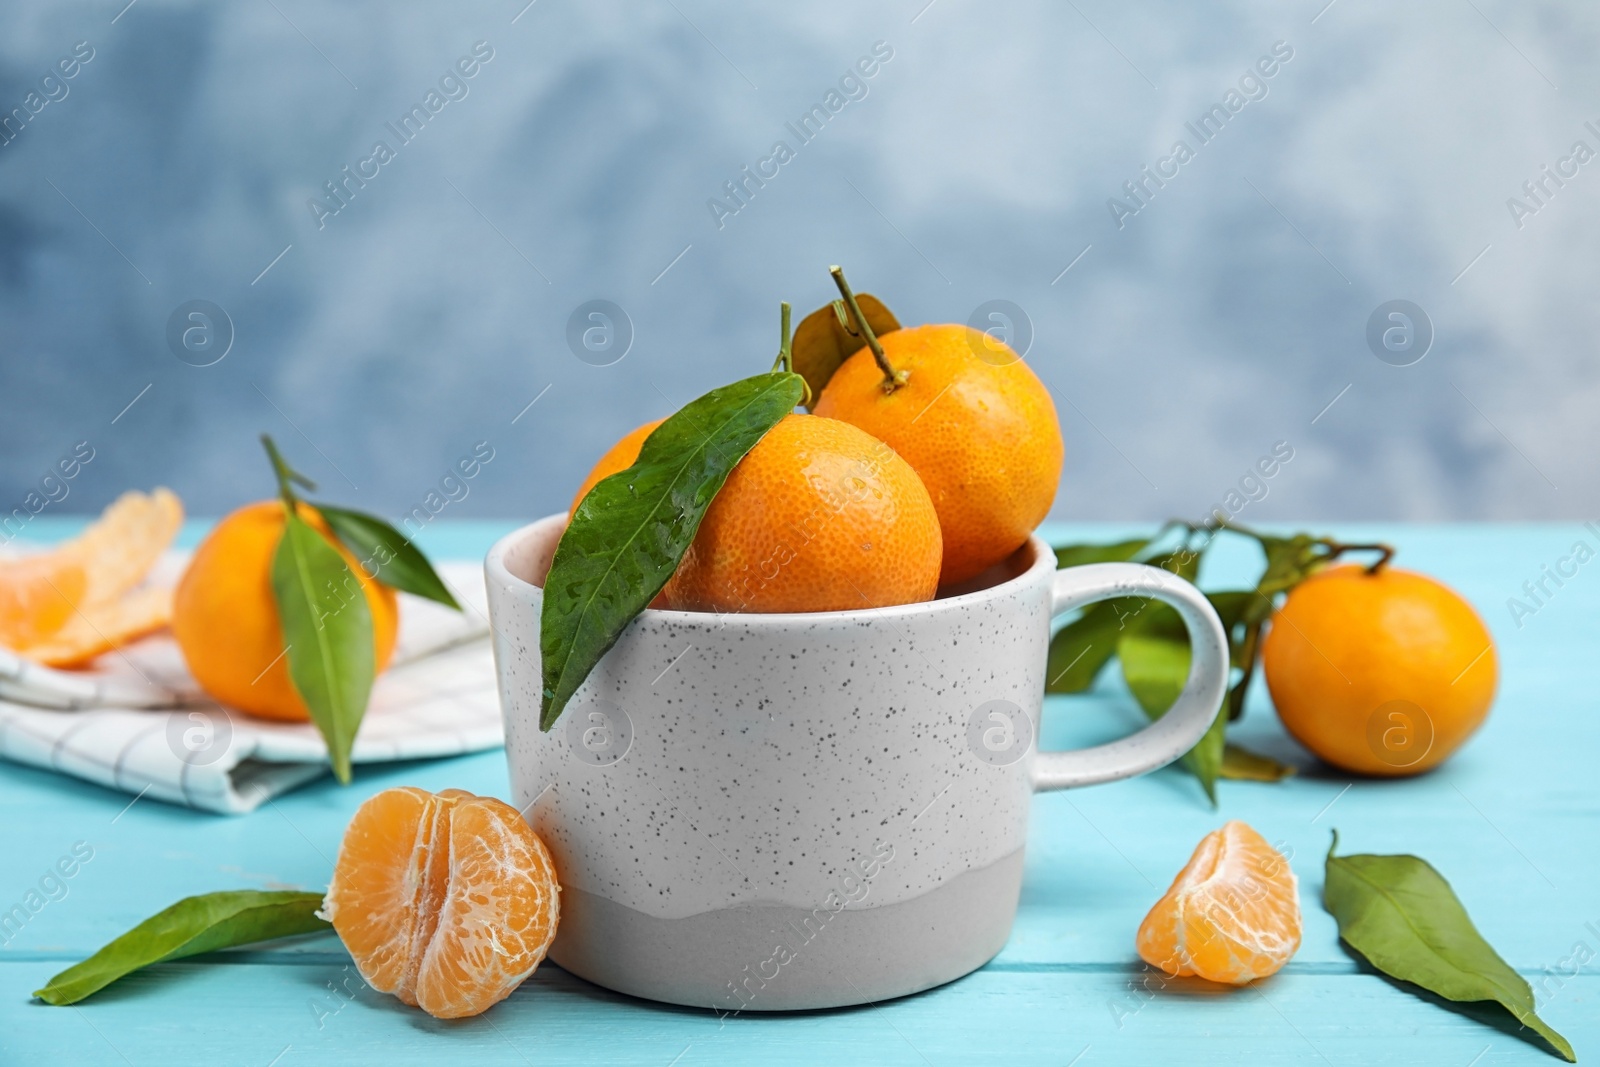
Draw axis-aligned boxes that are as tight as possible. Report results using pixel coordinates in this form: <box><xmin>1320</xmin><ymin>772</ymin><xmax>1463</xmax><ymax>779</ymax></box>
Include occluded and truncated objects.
<box><xmin>317</xmin><ymin>504</ymin><xmax>462</xmax><ymax>610</ymax></box>
<box><xmin>1052</xmin><ymin>537</ymin><xmax>1150</xmax><ymax>570</ymax></box>
<box><xmin>1219</xmin><ymin>743</ymin><xmax>1297</xmax><ymax>781</ymax></box>
<box><xmin>1045</xmin><ymin>600</ymin><xmax>1128</xmax><ymax>693</ymax></box>
<box><xmin>1324</xmin><ymin>833</ymin><xmax>1576</xmax><ymax>1062</ymax></box>
<box><xmin>541</xmin><ymin>371</ymin><xmax>806</xmax><ymax>731</ymax></box>
<box><xmin>1128</xmin><ymin>589</ymin><xmax>1250</xmax><ymax>647</ymax></box>
<box><xmin>790</xmin><ymin>293</ymin><xmax>899</xmax><ymax>409</ymax></box>
<box><xmin>1046</xmin><ymin>542</ymin><xmax>1207</xmax><ymax>695</ymax></box>
<box><xmin>1044</xmin><ymin>546</ymin><xmax>1205</xmax><ymax>695</ymax></box>
<box><xmin>33</xmin><ymin>891</ymin><xmax>329</xmax><ymax>1005</ymax></box>
<box><xmin>1255</xmin><ymin>531</ymin><xmax>1323</xmax><ymax>598</ymax></box>
<box><xmin>1204</xmin><ymin>591</ymin><xmax>1255</xmax><ymax>660</ymax></box>
<box><xmin>1119</xmin><ymin>617</ymin><xmax>1225</xmax><ymax>803</ymax></box>
<box><xmin>271</xmin><ymin>514</ymin><xmax>375</xmax><ymax>783</ymax></box>
<box><xmin>1201</xmin><ymin>589</ymin><xmax>1263</xmax><ymax>721</ymax></box>
<box><xmin>1148</xmin><ymin>546</ymin><xmax>1204</xmax><ymax>584</ymax></box>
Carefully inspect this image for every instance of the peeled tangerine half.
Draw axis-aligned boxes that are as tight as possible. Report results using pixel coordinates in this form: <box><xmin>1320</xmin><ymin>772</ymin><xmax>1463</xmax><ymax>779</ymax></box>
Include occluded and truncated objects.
<box><xmin>1136</xmin><ymin>820</ymin><xmax>1302</xmax><ymax>984</ymax></box>
<box><xmin>322</xmin><ymin>787</ymin><xmax>561</xmax><ymax>1019</ymax></box>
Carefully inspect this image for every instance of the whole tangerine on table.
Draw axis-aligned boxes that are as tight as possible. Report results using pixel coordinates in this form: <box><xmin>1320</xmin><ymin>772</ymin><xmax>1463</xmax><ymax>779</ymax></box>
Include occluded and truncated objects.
<box><xmin>1261</xmin><ymin>562</ymin><xmax>1498</xmax><ymax>776</ymax></box>
<box><xmin>173</xmin><ymin>500</ymin><xmax>398</xmax><ymax>721</ymax></box>
<box><xmin>813</xmin><ymin>268</ymin><xmax>1064</xmax><ymax>586</ymax></box>
<box><xmin>661</xmin><ymin>413</ymin><xmax>943</xmax><ymax>614</ymax></box>
<box><xmin>323</xmin><ymin>786</ymin><xmax>560</xmax><ymax>1019</ymax></box>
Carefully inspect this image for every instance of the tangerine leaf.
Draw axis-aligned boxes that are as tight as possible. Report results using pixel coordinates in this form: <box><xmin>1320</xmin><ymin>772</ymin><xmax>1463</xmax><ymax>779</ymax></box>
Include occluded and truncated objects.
<box><xmin>791</xmin><ymin>293</ymin><xmax>899</xmax><ymax>409</ymax></box>
<box><xmin>1045</xmin><ymin>600</ymin><xmax>1129</xmax><ymax>694</ymax></box>
<box><xmin>1131</xmin><ymin>591</ymin><xmax>1251</xmax><ymax>647</ymax></box>
<box><xmin>271</xmin><ymin>514</ymin><xmax>375</xmax><ymax>783</ymax></box>
<box><xmin>318</xmin><ymin>504</ymin><xmax>461</xmax><ymax>610</ymax></box>
<box><xmin>33</xmin><ymin>891</ymin><xmax>329</xmax><ymax>1005</ymax></box>
<box><xmin>1219</xmin><ymin>743</ymin><xmax>1296</xmax><ymax>781</ymax></box>
<box><xmin>1046</xmin><ymin>538</ymin><xmax>1158</xmax><ymax>693</ymax></box>
<box><xmin>540</xmin><ymin>371</ymin><xmax>806</xmax><ymax>731</ymax></box>
<box><xmin>1149</xmin><ymin>546</ymin><xmax>1203</xmax><ymax>584</ymax></box>
<box><xmin>1046</xmin><ymin>545</ymin><xmax>1212</xmax><ymax>696</ymax></box>
<box><xmin>1324</xmin><ymin>833</ymin><xmax>1576</xmax><ymax>1062</ymax></box>
<box><xmin>1255</xmin><ymin>531</ymin><xmax>1323</xmax><ymax>598</ymax></box>
<box><xmin>1052</xmin><ymin>537</ymin><xmax>1150</xmax><ymax>570</ymax></box>
<box><xmin>1119</xmin><ymin>617</ymin><xmax>1225</xmax><ymax>804</ymax></box>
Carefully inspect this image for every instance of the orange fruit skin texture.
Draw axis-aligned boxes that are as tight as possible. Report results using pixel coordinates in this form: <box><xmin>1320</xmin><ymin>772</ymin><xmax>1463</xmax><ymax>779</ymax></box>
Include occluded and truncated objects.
<box><xmin>569</xmin><ymin>418</ymin><xmax>665</xmax><ymax>516</ymax></box>
<box><xmin>1261</xmin><ymin>564</ymin><xmax>1498</xmax><ymax>777</ymax></box>
<box><xmin>323</xmin><ymin>787</ymin><xmax>561</xmax><ymax>1019</ymax></box>
<box><xmin>1137</xmin><ymin>820</ymin><xmax>1302</xmax><ymax>985</ymax></box>
<box><xmin>661</xmin><ymin>414</ymin><xmax>942</xmax><ymax>614</ymax></box>
<box><xmin>0</xmin><ymin>557</ymin><xmax>88</xmax><ymax>649</ymax></box>
<box><xmin>814</xmin><ymin>324</ymin><xmax>1064</xmax><ymax>586</ymax></box>
<box><xmin>173</xmin><ymin>501</ymin><xmax>398</xmax><ymax>722</ymax></box>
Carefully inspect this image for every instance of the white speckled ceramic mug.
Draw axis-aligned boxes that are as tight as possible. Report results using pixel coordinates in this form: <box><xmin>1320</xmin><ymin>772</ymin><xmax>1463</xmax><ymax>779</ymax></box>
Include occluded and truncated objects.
<box><xmin>485</xmin><ymin>514</ymin><xmax>1227</xmax><ymax>1011</ymax></box>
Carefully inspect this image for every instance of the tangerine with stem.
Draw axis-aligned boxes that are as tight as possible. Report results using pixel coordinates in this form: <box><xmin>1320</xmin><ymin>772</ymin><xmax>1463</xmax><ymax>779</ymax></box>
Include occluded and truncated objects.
<box><xmin>814</xmin><ymin>267</ymin><xmax>1063</xmax><ymax>585</ymax></box>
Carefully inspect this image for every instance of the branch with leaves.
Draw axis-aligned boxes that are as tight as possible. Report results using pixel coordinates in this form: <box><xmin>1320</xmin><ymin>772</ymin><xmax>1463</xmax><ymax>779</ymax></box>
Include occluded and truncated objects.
<box><xmin>1047</xmin><ymin>520</ymin><xmax>1393</xmax><ymax>803</ymax></box>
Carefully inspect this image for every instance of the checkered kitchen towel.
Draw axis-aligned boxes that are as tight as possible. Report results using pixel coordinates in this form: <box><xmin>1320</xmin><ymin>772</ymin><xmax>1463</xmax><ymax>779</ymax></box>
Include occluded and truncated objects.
<box><xmin>0</xmin><ymin>560</ymin><xmax>503</xmax><ymax>815</ymax></box>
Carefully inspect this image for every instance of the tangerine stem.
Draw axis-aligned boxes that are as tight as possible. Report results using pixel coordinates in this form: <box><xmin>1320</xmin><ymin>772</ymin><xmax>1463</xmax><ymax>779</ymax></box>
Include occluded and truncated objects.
<box><xmin>261</xmin><ymin>434</ymin><xmax>298</xmax><ymax>512</ymax></box>
<box><xmin>829</xmin><ymin>265</ymin><xmax>905</xmax><ymax>392</ymax></box>
<box><xmin>772</xmin><ymin>301</ymin><xmax>811</xmax><ymax>406</ymax></box>
<box><xmin>773</xmin><ymin>301</ymin><xmax>793</xmax><ymax>374</ymax></box>
<box><xmin>1325</xmin><ymin>540</ymin><xmax>1396</xmax><ymax>574</ymax></box>
<box><xmin>260</xmin><ymin>434</ymin><xmax>317</xmax><ymax>514</ymax></box>
<box><xmin>1199</xmin><ymin>517</ymin><xmax>1395</xmax><ymax>574</ymax></box>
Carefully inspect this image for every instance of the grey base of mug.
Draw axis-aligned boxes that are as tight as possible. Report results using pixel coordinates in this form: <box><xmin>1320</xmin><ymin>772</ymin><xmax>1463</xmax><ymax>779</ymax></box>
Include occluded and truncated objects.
<box><xmin>549</xmin><ymin>849</ymin><xmax>1023</xmax><ymax>1011</ymax></box>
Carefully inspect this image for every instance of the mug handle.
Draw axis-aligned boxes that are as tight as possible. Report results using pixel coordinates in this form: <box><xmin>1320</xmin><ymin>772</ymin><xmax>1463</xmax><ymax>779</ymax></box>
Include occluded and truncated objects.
<box><xmin>1031</xmin><ymin>562</ymin><xmax>1229</xmax><ymax>791</ymax></box>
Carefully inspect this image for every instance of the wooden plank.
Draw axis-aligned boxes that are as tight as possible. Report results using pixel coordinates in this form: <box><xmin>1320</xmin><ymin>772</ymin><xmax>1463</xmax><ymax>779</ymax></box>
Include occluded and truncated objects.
<box><xmin>2</xmin><ymin>963</ymin><xmax>1590</xmax><ymax>1066</ymax></box>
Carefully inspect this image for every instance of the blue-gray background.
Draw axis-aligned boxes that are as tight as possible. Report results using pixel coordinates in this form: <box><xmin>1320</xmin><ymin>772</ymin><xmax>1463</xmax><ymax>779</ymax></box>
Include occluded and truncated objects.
<box><xmin>1</xmin><ymin>0</ymin><xmax>1592</xmax><ymax>525</ymax></box>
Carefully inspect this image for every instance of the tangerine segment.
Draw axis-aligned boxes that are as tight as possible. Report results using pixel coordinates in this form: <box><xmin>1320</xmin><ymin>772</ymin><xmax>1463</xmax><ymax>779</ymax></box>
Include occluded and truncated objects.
<box><xmin>569</xmin><ymin>418</ymin><xmax>665</xmax><ymax>517</ymax></box>
<box><xmin>321</xmin><ymin>787</ymin><xmax>453</xmax><ymax>997</ymax></box>
<box><xmin>59</xmin><ymin>488</ymin><xmax>183</xmax><ymax>605</ymax></box>
<box><xmin>0</xmin><ymin>556</ymin><xmax>88</xmax><ymax>649</ymax></box>
<box><xmin>413</xmin><ymin>794</ymin><xmax>562</xmax><ymax>1018</ymax></box>
<box><xmin>324</xmin><ymin>787</ymin><xmax>560</xmax><ymax>1020</ymax></box>
<box><xmin>20</xmin><ymin>584</ymin><xmax>173</xmax><ymax>668</ymax></box>
<box><xmin>1136</xmin><ymin>820</ymin><xmax>1301</xmax><ymax>984</ymax></box>
<box><xmin>661</xmin><ymin>414</ymin><xmax>943</xmax><ymax>614</ymax></box>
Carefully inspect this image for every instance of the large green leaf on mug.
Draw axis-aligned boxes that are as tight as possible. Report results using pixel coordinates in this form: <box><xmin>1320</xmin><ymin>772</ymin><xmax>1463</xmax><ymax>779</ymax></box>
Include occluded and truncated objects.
<box><xmin>539</xmin><ymin>371</ymin><xmax>806</xmax><ymax>732</ymax></box>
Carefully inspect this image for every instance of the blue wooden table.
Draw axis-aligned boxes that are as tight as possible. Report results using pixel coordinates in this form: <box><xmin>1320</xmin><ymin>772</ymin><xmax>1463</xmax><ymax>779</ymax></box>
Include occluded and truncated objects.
<box><xmin>3</xmin><ymin>520</ymin><xmax>1595</xmax><ymax>1066</ymax></box>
